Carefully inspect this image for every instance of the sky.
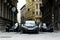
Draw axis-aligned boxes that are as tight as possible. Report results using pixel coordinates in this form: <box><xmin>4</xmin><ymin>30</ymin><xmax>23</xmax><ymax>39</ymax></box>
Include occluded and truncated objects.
<box><xmin>17</xmin><ymin>0</ymin><xmax>26</xmax><ymax>12</ymax></box>
<box><xmin>17</xmin><ymin>0</ymin><xmax>26</xmax><ymax>23</ymax></box>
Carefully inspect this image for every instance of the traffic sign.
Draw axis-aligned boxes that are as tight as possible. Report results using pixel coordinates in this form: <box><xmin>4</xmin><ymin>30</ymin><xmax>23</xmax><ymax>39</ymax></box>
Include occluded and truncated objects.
<box><xmin>11</xmin><ymin>7</ymin><xmax>16</xmax><ymax>13</ymax></box>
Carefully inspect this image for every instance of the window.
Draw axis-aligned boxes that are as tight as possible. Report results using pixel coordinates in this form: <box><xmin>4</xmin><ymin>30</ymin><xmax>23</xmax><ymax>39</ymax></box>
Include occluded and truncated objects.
<box><xmin>4</xmin><ymin>4</ymin><xmax>8</xmax><ymax>18</ymax></box>
<box><xmin>2</xmin><ymin>3</ymin><xmax>4</xmax><ymax>17</ymax></box>
<box><xmin>32</xmin><ymin>0</ymin><xmax>34</xmax><ymax>2</ymax></box>
<box><xmin>39</xmin><ymin>4</ymin><xmax>41</xmax><ymax>7</ymax></box>
<box><xmin>39</xmin><ymin>0</ymin><xmax>42</xmax><ymax>1</ymax></box>
<box><xmin>33</xmin><ymin>12</ymin><xmax>34</xmax><ymax>14</ymax></box>
<box><xmin>0</xmin><ymin>3</ymin><xmax>1</xmax><ymax>16</ymax></box>
<box><xmin>4</xmin><ymin>0</ymin><xmax>7</xmax><ymax>3</ymax></box>
<box><xmin>36</xmin><ymin>11</ymin><xmax>38</xmax><ymax>15</ymax></box>
<box><xmin>7</xmin><ymin>7</ymin><xmax>9</xmax><ymax>19</ymax></box>
<box><xmin>36</xmin><ymin>4</ymin><xmax>38</xmax><ymax>9</ymax></box>
<box><xmin>28</xmin><ymin>8</ymin><xmax>30</xmax><ymax>11</ymax></box>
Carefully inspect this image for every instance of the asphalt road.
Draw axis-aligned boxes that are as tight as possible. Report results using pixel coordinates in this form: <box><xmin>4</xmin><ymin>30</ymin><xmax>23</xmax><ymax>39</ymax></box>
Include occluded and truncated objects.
<box><xmin>0</xmin><ymin>31</ymin><xmax>60</xmax><ymax>40</ymax></box>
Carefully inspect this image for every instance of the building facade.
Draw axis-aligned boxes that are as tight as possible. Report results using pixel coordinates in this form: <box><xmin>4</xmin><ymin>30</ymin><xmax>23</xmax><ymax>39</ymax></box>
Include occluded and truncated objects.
<box><xmin>41</xmin><ymin>0</ymin><xmax>52</xmax><ymax>26</ymax></box>
<box><xmin>20</xmin><ymin>5</ymin><xmax>26</xmax><ymax>24</ymax></box>
<box><xmin>26</xmin><ymin>0</ymin><xmax>42</xmax><ymax>24</ymax></box>
<box><xmin>53</xmin><ymin>0</ymin><xmax>60</xmax><ymax>30</ymax></box>
<box><xmin>0</xmin><ymin>0</ymin><xmax>18</xmax><ymax>31</ymax></box>
<box><xmin>42</xmin><ymin>0</ymin><xmax>60</xmax><ymax>30</ymax></box>
<box><xmin>34</xmin><ymin>0</ymin><xmax>42</xmax><ymax>24</ymax></box>
<box><xmin>26</xmin><ymin>0</ymin><xmax>35</xmax><ymax>20</ymax></box>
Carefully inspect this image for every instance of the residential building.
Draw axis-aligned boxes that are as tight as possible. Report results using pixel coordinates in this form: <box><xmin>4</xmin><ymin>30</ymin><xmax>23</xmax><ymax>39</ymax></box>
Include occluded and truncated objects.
<box><xmin>34</xmin><ymin>0</ymin><xmax>42</xmax><ymax>24</ymax></box>
<box><xmin>42</xmin><ymin>0</ymin><xmax>52</xmax><ymax>26</ymax></box>
<box><xmin>0</xmin><ymin>0</ymin><xmax>18</xmax><ymax>31</ymax></box>
<box><xmin>20</xmin><ymin>5</ymin><xmax>26</xmax><ymax>24</ymax></box>
<box><xmin>26</xmin><ymin>0</ymin><xmax>42</xmax><ymax>24</ymax></box>
<box><xmin>42</xmin><ymin>0</ymin><xmax>60</xmax><ymax>30</ymax></box>
<box><xmin>26</xmin><ymin>0</ymin><xmax>35</xmax><ymax>20</ymax></box>
<box><xmin>53</xmin><ymin>0</ymin><xmax>60</xmax><ymax>30</ymax></box>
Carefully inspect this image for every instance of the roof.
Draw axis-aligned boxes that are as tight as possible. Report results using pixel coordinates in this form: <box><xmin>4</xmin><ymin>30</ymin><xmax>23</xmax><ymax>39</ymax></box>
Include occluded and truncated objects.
<box><xmin>20</xmin><ymin>4</ymin><xmax>26</xmax><ymax>10</ymax></box>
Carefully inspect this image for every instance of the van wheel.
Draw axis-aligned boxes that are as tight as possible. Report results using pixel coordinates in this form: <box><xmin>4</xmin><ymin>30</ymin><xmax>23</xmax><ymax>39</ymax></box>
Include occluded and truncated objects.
<box><xmin>35</xmin><ymin>31</ymin><xmax>39</xmax><ymax>34</ymax></box>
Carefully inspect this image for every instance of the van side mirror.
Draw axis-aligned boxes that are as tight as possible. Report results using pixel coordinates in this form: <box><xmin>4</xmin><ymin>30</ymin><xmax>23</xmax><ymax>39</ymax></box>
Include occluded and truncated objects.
<box><xmin>22</xmin><ymin>24</ymin><xmax>23</xmax><ymax>26</ymax></box>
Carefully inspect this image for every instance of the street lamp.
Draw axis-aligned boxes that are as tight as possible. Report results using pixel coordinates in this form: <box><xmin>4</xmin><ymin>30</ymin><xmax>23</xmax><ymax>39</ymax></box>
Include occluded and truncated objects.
<box><xmin>11</xmin><ymin>6</ymin><xmax>16</xmax><ymax>25</ymax></box>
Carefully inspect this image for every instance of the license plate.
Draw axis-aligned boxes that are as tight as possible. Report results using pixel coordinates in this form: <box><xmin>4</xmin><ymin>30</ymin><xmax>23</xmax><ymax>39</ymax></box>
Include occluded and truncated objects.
<box><xmin>27</xmin><ymin>28</ymin><xmax>34</xmax><ymax>30</ymax></box>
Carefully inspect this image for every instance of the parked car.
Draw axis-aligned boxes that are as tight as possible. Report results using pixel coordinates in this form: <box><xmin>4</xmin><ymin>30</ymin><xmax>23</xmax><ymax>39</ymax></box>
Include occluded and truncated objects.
<box><xmin>20</xmin><ymin>21</ymin><xmax>39</xmax><ymax>33</ymax></box>
<box><xmin>46</xmin><ymin>23</ymin><xmax>54</xmax><ymax>32</ymax></box>
<box><xmin>39</xmin><ymin>23</ymin><xmax>47</xmax><ymax>32</ymax></box>
<box><xmin>6</xmin><ymin>24</ymin><xmax>12</xmax><ymax>32</ymax></box>
<box><xmin>6</xmin><ymin>23</ymin><xmax>19</xmax><ymax>32</ymax></box>
<box><xmin>39</xmin><ymin>23</ymin><xmax>54</xmax><ymax>32</ymax></box>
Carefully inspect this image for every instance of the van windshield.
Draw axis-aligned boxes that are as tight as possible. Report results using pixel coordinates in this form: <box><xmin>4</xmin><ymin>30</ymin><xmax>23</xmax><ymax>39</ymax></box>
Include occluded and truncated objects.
<box><xmin>24</xmin><ymin>21</ymin><xmax>35</xmax><ymax>26</ymax></box>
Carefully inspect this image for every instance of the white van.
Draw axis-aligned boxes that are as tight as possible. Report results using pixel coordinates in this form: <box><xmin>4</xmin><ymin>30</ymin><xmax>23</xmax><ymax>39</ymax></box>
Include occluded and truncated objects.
<box><xmin>21</xmin><ymin>21</ymin><xmax>39</xmax><ymax>33</ymax></box>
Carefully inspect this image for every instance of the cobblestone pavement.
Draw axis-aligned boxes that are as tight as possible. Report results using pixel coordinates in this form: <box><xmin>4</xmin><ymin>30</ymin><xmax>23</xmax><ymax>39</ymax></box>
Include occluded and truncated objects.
<box><xmin>0</xmin><ymin>31</ymin><xmax>60</xmax><ymax>40</ymax></box>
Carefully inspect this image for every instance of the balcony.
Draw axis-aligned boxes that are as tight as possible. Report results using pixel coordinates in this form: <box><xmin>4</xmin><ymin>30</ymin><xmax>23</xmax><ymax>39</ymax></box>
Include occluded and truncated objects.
<box><xmin>35</xmin><ymin>15</ymin><xmax>42</xmax><ymax>18</ymax></box>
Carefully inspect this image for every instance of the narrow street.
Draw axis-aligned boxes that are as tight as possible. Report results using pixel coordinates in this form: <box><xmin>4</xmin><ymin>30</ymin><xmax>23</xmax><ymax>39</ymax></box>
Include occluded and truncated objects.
<box><xmin>0</xmin><ymin>31</ymin><xmax>60</xmax><ymax>40</ymax></box>
<box><xmin>0</xmin><ymin>0</ymin><xmax>60</xmax><ymax>40</ymax></box>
